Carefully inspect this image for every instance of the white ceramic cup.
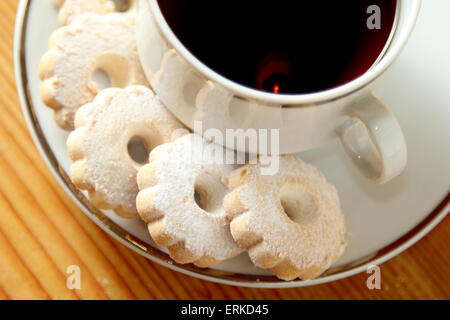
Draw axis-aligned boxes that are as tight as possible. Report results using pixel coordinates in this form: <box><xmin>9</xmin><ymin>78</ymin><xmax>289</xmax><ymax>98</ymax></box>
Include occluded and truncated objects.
<box><xmin>136</xmin><ymin>0</ymin><xmax>421</xmax><ymax>184</ymax></box>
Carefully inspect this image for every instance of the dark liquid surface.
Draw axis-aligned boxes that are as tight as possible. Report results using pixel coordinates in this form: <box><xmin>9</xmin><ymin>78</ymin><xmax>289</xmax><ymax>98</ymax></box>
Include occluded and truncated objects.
<box><xmin>158</xmin><ymin>0</ymin><xmax>397</xmax><ymax>94</ymax></box>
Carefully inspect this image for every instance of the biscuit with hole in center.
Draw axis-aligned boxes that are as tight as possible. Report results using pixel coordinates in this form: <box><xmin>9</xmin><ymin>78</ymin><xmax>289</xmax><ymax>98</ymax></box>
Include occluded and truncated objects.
<box><xmin>67</xmin><ymin>86</ymin><xmax>185</xmax><ymax>218</ymax></box>
<box><xmin>224</xmin><ymin>155</ymin><xmax>346</xmax><ymax>280</ymax></box>
<box><xmin>39</xmin><ymin>13</ymin><xmax>148</xmax><ymax>130</ymax></box>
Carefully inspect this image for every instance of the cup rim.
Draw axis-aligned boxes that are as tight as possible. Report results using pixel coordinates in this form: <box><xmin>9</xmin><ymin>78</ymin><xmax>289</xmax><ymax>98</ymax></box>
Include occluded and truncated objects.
<box><xmin>146</xmin><ymin>0</ymin><xmax>422</xmax><ymax>105</ymax></box>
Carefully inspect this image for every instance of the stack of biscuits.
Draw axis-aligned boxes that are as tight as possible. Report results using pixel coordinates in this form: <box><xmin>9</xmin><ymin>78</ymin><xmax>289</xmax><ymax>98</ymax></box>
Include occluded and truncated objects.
<box><xmin>39</xmin><ymin>0</ymin><xmax>346</xmax><ymax>281</ymax></box>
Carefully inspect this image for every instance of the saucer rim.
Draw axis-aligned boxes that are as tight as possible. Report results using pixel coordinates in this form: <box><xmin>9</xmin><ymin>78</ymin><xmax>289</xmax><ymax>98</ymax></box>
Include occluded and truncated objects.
<box><xmin>14</xmin><ymin>0</ymin><xmax>449</xmax><ymax>288</ymax></box>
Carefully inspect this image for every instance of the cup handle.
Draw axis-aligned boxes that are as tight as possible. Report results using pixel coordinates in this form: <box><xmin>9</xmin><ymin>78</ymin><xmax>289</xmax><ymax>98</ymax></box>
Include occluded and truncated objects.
<box><xmin>339</xmin><ymin>93</ymin><xmax>407</xmax><ymax>184</ymax></box>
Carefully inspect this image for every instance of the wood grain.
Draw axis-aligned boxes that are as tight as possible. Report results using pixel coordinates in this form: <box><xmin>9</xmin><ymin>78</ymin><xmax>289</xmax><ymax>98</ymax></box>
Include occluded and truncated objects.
<box><xmin>0</xmin><ymin>0</ymin><xmax>448</xmax><ymax>300</ymax></box>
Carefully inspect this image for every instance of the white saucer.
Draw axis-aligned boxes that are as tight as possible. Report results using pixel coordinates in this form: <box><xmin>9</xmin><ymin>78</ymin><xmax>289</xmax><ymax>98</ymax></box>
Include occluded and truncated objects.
<box><xmin>14</xmin><ymin>0</ymin><xmax>449</xmax><ymax>288</ymax></box>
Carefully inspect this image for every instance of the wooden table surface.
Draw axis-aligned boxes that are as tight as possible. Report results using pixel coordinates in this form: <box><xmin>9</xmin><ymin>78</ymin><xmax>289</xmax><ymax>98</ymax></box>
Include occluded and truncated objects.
<box><xmin>0</xmin><ymin>0</ymin><xmax>448</xmax><ymax>300</ymax></box>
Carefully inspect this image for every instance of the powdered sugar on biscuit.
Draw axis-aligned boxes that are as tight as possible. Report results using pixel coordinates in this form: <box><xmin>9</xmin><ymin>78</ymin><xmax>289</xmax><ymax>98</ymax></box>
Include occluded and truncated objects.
<box><xmin>39</xmin><ymin>13</ymin><xmax>148</xmax><ymax>130</ymax></box>
<box><xmin>137</xmin><ymin>134</ymin><xmax>243</xmax><ymax>267</ymax></box>
<box><xmin>55</xmin><ymin>0</ymin><xmax>115</xmax><ymax>25</ymax></box>
<box><xmin>225</xmin><ymin>155</ymin><xmax>346</xmax><ymax>280</ymax></box>
<box><xmin>67</xmin><ymin>86</ymin><xmax>185</xmax><ymax>218</ymax></box>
